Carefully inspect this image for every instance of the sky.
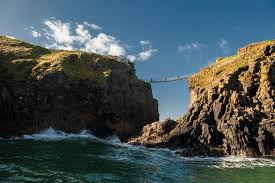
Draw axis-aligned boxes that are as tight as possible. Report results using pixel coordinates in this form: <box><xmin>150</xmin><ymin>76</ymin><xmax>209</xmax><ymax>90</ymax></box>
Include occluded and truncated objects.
<box><xmin>1</xmin><ymin>0</ymin><xmax>275</xmax><ymax>120</ymax></box>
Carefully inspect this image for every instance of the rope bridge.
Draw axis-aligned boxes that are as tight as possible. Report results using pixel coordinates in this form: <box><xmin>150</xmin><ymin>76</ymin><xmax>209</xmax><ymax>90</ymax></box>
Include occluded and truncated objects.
<box><xmin>143</xmin><ymin>74</ymin><xmax>191</xmax><ymax>83</ymax></box>
<box><xmin>112</xmin><ymin>57</ymin><xmax>191</xmax><ymax>83</ymax></box>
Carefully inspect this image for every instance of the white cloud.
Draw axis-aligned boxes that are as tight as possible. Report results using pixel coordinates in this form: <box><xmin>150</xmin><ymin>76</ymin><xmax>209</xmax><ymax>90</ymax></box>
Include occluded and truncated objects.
<box><xmin>84</xmin><ymin>22</ymin><xmax>102</xmax><ymax>30</ymax></box>
<box><xmin>178</xmin><ymin>42</ymin><xmax>205</xmax><ymax>59</ymax></box>
<box><xmin>219</xmin><ymin>38</ymin><xmax>230</xmax><ymax>54</ymax></box>
<box><xmin>139</xmin><ymin>40</ymin><xmax>151</xmax><ymax>46</ymax></box>
<box><xmin>75</xmin><ymin>24</ymin><xmax>92</xmax><ymax>43</ymax></box>
<box><xmin>30</xmin><ymin>18</ymin><xmax>157</xmax><ymax>61</ymax></box>
<box><xmin>127</xmin><ymin>55</ymin><xmax>137</xmax><ymax>62</ymax></box>
<box><xmin>108</xmin><ymin>42</ymin><xmax>126</xmax><ymax>56</ymax></box>
<box><xmin>31</xmin><ymin>30</ymin><xmax>41</xmax><ymax>38</ymax></box>
<box><xmin>137</xmin><ymin>49</ymin><xmax>158</xmax><ymax>61</ymax></box>
<box><xmin>42</xmin><ymin>18</ymin><xmax>126</xmax><ymax>56</ymax></box>
<box><xmin>44</xmin><ymin>18</ymin><xmax>75</xmax><ymax>50</ymax></box>
<box><xmin>82</xmin><ymin>33</ymin><xmax>125</xmax><ymax>56</ymax></box>
<box><xmin>178</xmin><ymin>42</ymin><xmax>204</xmax><ymax>52</ymax></box>
<box><xmin>45</xmin><ymin>42</ymin><xmax>74</xmax><ymax>51</ymax></box>
<box><xmin>129</xmin><ymin>40</ymin><xmax>158</xmax><ymax>61</ymax></box>
<box><xmin>27</xmin><ymin>26</ymin><xmax>41</xmax><ymax>38</ymax></box>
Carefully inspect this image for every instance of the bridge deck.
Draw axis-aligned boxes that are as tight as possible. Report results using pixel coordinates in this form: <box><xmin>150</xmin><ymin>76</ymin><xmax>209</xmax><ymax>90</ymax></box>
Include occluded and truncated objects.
<box><xmin>144</xmin><ymin>75</ymin><xmax>190</xmax><ymax>83</ymax></box>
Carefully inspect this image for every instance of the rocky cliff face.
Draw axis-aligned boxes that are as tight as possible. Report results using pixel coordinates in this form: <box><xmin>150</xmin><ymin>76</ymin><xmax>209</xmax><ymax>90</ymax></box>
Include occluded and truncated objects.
<box><xmin>128</xmin><ymin>40</ymin><xmax>275</xmax><ymax>157</ymax></box>
<box><xmin>0</xmin><ymin>36</ymin><xmax>159</xmax><ymax>140</ymax></box>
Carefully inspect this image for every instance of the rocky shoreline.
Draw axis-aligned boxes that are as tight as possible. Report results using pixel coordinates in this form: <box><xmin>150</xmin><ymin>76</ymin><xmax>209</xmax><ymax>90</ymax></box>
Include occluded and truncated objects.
<box><xmin>128</xmin><ymin>40</ymin><xmax>275</xmax><ymax>157</ymax></box>
<box><xmin>1</xmin><ymin>36</ymin><xmax>274</xmax><ymax>157</ymax></box>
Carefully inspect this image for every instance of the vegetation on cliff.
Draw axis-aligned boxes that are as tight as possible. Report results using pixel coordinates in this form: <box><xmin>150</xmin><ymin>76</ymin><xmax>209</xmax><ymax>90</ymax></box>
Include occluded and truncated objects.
<box><xmin>0</xmin><ymin>36</ymin><xmax>132</xmax><ymax>84</ymax></box>
<box><xmin>129</xmin><ymin>40</ymin><xmax>275</xmax><ymax>157</ymax></box>
<box><xmin>188</xmin><ymin>40</ymin><xmax>275</xmax><ymax>89</ymax></box>
<box><xmin>0</xmin><ymin>36</ymin><xmax>159</xmax><ymax>140</ymax></box>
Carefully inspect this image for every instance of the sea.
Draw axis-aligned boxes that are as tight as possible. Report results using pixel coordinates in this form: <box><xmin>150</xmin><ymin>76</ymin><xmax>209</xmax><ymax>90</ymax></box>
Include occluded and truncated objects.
<box><xmin>0</xmin><ymin>128</ymin><xmax>274</xmax><ymax>183</ymax></box>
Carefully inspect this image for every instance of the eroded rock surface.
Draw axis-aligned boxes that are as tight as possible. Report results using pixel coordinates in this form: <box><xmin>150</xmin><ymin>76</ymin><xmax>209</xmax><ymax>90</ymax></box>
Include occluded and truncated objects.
<box><xmin>128</xmin><ymin>118</ymin><xmax>177</xmax><ymax>146</ymax></box>
<box><xmin>0</xmin><ymin>36</ymin><xmax>159</xmax><ymax>140</ymax></box>
<box><xmin>128</xmin><ymin>40</ymin><xmax>275</xmax><ymax>157</ymax></box>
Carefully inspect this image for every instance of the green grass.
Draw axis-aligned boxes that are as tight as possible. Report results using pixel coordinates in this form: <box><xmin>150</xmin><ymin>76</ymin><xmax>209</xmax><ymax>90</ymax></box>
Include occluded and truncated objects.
<box><xmin>0</xmin><ymin>36</ymin><xmax>130</xmax><ymax>83</ymax></box>
<box><xmin>188</xmin><ymin>40</ymin><xmax>275</xmax><ymax>89</ymax></box>
<box><xmin>0</xmin><ymin>35</ymin><xmax>50</xmax><ymax>60</ymax></box>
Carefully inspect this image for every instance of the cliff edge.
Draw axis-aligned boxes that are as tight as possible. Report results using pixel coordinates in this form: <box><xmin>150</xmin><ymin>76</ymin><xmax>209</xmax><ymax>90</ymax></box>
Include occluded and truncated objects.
<box><xmin>128</xmin><ymin>40</ymin><xmax>275</xmax><ymax>157</ymax></box>
<box><xmin>0</xmin><ymin>36</ymin><xmax>159</xmax><ymax>140</ymax></box>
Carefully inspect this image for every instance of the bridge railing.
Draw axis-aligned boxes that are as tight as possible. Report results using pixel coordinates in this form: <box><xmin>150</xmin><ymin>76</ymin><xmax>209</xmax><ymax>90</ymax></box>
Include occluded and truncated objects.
<box><xmin>142</xmin><ymin>74</ymin><xmax>191</xmax><ymax>83</ymax></box>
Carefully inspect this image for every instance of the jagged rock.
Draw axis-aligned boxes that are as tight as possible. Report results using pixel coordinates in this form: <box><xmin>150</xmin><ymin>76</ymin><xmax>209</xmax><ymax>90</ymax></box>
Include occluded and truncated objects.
<box><xmin>128</xmin><ymin>40</ymin><xmax>275</xmax><ymax>157</ymax></box>
<box><xmin>127</xmin><ymin>118</ymin><xmax>177</xmax><ymax>146</ymax></box>
<box><xmin>0</xmin><ymin>36</ymin><xmax>159</xmax><ymax>140</ymax></box>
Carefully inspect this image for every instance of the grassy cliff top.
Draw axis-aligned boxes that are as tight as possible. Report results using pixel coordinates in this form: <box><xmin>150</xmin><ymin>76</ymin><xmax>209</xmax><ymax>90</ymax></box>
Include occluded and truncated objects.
<box><xmin>0</xmin><ymin>36</ymin><xmax>133</xmax><ymax>82</ymax></box>
<box><xmin>188</xmin><ymin>40</ymin><xmax>275</xmax><ymax>89</ymax></box>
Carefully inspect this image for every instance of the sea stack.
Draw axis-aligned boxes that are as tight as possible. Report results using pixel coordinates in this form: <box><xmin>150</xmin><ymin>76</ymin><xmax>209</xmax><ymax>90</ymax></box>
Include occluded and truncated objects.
<box><xmin>128</xmin><ymin>40</ymin><xmax>275</xmax><ymax>157</ymax></box>
<box><xmin>0</xmin><ymin>36</ymin><xmax>159</xmax><ymax>140</ymax></box>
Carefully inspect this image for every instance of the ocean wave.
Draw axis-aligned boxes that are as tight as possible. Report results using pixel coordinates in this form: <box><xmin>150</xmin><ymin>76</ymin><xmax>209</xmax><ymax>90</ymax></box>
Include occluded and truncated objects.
<box><xmin>105</xmin><ymin>135</ymin><xmax>121</xmax><ymax>144</ymax></box>
<box><xmin>6</xmin><ymin>127</ymin><xmax>99</xmax><ymax>141</ymax></box>
<box><xmin>177</xmin><ymin>156</ymin><xmax>275</xmax><ymax>169</ymax></box>
<box><xmin>23</xmin><ymin>128</ymin><xmax>98</xmax><ymax>140</ymax></box>
<box><xmin>1</xmin><ymin>128</ymin><xmax>275</xmax><ymax>169</ymax></box>
<box><xmin>3</xmin><ymin>127</ymin><xmax>125</xmax><ymax>145</ymax></box>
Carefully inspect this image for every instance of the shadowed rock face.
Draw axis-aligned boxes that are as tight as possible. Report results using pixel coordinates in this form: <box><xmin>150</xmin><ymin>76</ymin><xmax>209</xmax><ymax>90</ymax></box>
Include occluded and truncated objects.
<box><xmin>0</xmin><ymin>36</ymin><xmax>159</xmax><ymax>141</ymax></box>
<box><xmin>128</xmin><ymin>40</ymin><xmax>275</xmax><ymax>157</ymax></box>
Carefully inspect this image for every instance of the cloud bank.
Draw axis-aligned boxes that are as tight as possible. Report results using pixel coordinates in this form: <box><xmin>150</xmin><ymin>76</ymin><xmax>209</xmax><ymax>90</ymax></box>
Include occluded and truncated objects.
<box><xmin>29</xmin><ymin>18</ymin><xmax>157</xmax><ymax>61</ymax></box>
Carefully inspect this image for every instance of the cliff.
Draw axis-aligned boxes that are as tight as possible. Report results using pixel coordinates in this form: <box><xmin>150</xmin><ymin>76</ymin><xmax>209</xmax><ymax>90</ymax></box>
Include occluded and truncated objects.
<box><xmin>128</xmin><ymin>40</ymin><xmax>275</xmax><ymax>157</ymax></box>
<box><xmin>0</xmin><ymin>36</ymin><xmax>159</xmax><ymax>140</ymax></box>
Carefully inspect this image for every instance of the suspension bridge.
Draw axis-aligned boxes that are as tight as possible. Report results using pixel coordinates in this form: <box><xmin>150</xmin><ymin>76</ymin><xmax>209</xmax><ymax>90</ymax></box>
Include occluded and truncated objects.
<box><xmin>116</xmin><ymin>57</ymin><xmax>192</xmax><ymax>84</ymax></box>
<box><xmin>143</xmin><ymin>74</ymin><xmax>191</xmax><ymax>83</ymax></box>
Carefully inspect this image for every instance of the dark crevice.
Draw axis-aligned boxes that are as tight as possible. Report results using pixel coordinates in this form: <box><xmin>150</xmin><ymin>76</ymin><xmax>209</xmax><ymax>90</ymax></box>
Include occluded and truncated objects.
<box><xmin>264</xmin><ymin>46</ymin><xmax>271</xmax><ymax>56</ymax></box>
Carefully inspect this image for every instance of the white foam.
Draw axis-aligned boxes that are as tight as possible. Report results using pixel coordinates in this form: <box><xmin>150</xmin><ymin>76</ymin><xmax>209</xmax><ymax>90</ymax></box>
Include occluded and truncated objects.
<box><xmin>1</xmin><ymin>128</ymin><xmax>275</xmax><ymax>169</ymax></box>
<box><xmin>105</xmin><ymin>135</ymin><xmax>121</xmax><ymax>144</ymax></box>
<box><xmin>13</xmin><ymin>127</ymin><xmax>98</xmax><ymax>141</ymax></box>
<box><xmin>97</xmin><ymin>143</ymin><xmax>275</xmax><ymax>169</ymax></box>
<box><xmin>214</xmin><ymin>156</ymin><xmax>275</xmax><ymax>169</ymax></box>
<box><xmin>177</xmin><ymin>155</ymin><xmax>275</xmax><ymax>169</ymax></box>
<box><xmin>5</xmin><ymin>128</ymin><xmax>125</xmax><ymax>145</ymax></box>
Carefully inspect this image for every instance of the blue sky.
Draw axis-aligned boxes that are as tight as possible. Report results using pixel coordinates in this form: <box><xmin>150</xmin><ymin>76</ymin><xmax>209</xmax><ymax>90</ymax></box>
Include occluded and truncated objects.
<box><xmin>1</xmin><ymin>0</ymin><xmax>275</xmax><ymax>120</ymax></box>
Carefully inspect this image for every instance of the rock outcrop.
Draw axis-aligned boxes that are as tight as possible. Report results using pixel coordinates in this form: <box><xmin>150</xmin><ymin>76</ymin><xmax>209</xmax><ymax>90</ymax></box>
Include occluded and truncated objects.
<box><xmin>128</xmin><ymin>40</ymin><xmax>275</xmax><ymax>157</ymax></box>
<box><xmin>0</xmin><ymin>36</ymin><xmax>159</xmax><ymax>140</ymax></box>
<box><xmin>128</xmin><ymin>118</ymin><xmax>177</xmax><ymax>146</ymax></box>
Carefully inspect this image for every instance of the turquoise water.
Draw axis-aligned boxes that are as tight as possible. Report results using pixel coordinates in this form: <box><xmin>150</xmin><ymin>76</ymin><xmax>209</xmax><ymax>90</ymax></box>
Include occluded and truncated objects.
<box><xmin>0</xmin><ymin>128</ymin><xmax>274</xmax><ymax>183</ymax></box>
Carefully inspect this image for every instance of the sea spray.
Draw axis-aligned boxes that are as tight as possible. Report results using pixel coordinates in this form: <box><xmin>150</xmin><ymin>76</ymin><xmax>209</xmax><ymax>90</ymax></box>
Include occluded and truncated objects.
<box><xmin>1</xmin><ymin>128</ymin><xmax>275</xmax><ymax>170</ymax></box>
<box><xmin>0</xmin><ymin>132</ymin><xmax>275</xmax><ymax>182</ymax></box>
<box><xmin>11</xmin><ymin>127</ymin><xmax>98</xmax><ymax>141</ymax></box>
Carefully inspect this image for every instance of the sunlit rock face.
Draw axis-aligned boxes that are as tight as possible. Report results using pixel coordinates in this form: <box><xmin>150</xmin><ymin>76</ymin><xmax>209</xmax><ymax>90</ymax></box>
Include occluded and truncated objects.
<box><xmin>0</xmin><ymin>36</ymin><xmax>159</xmax><ymax>141</ymax></box>
<box><xmin>128</xmin><ymin>40</ymin><xmax>275</xmax><ymax>157</ymax></box>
